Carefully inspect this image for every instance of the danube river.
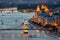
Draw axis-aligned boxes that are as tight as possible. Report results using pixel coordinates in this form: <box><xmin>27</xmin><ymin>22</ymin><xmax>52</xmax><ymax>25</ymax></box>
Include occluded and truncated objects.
<box><xmin>0</xmin><ymin>12</ymin><xmax>59</xmax><ymax>40</ymax></box>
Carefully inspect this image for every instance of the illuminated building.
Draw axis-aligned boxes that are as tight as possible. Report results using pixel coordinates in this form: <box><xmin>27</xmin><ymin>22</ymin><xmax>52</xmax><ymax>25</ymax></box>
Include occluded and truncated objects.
<box><xmin>0</xmin><ymin>7</ymin><xmax>18</xmax><ymax>13</ymax></box>
<box><xmin>41</xmin><ymin>4</ymin><xmax>49</xmax><ymax>12</ymax></box>
<box><xmin>29</xmin><ymin>5</ymin><xmax>60</xmax><ymax>27</ymax></box>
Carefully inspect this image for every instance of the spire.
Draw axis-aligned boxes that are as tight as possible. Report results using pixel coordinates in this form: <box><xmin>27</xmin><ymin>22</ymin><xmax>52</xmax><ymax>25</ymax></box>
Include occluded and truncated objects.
<box><xmin>41</xmin><ymin>4</ymin><xmax>49</xmax><ymax>12</ymax></box>
<box><xmin>36</xmin><ymin>5</ymin><xmax>41</xmax><ymax>13</ymax></box>
<box><xmin>49</xmin><ymin>11</ymin><xmax>53</xmax><ymax>16</ymax></box>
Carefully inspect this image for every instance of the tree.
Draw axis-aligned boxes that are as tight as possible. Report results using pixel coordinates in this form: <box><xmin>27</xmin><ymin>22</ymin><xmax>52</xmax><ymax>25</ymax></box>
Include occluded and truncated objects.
<box><xmin>44</xmin><ymin>24</ymin><xmax>52</xmax><ymax>29</ymax></box>
<box><xmin>44</xmin><ymin>24</ymin><xmax>58</xmax><ymax>32</ymax></box>
<box><xmin>52</xmin><ymin>26</ymin><xmax>58</xmax><ymax>32</ymax></box>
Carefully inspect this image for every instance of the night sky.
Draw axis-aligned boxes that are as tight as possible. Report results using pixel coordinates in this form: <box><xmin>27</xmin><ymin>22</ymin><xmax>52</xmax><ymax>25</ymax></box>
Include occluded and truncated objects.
<box><xmin>0</xmin><ymin>0</ymin><xmax>60</xmax><ymax>4</ymax></box>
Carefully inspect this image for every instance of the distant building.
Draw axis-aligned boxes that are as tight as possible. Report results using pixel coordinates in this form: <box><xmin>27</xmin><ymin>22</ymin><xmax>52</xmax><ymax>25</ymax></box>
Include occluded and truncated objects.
<box><xmin>0</xmin><ymin>7</ymin><xmax>18</xmax><ymax>13</ymax></box>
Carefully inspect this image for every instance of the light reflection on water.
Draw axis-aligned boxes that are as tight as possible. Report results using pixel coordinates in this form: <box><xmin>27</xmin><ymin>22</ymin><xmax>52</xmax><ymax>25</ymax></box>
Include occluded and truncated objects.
<box><xmin>0</xmin><ymin>30</ymin><xmax>58</xmax><ymax>40</ymax></box>
<box><xmin>0</xmin><ymin>34</ymin><xmax>58</xmax><ymax>40</ymax></box>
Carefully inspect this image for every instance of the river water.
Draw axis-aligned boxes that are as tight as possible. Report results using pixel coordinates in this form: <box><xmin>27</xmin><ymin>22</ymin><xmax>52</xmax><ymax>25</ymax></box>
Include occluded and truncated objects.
<box><xmin>0</xmin><ymin>12</ymin><xmax>59</xmax><ymax>40</ymax></box>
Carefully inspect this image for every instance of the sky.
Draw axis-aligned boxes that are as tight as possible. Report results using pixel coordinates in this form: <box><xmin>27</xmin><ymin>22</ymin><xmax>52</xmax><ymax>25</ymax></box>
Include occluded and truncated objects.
<box><xmin>0</xmin><ymin>0</ymin><xmax>47</xmax><ymax>3</ymax></box>
<box><xmin>0</xmin><ymin>0</ymin><xmax>60</xmax><ymax>4</ymax></box>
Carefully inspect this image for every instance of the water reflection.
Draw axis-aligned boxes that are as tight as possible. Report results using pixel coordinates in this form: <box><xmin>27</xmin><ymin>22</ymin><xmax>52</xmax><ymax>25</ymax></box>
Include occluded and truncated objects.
<box><xmin>23</xmin><ymin>34</ymin><xmax>28</xmax><ymax>40</ymax></box>
<box><xmin>0</xmin><ymin>30</ymin><xmax>58</xmax><ymax>40</ymax></box>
